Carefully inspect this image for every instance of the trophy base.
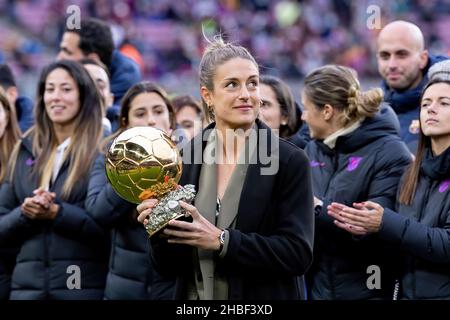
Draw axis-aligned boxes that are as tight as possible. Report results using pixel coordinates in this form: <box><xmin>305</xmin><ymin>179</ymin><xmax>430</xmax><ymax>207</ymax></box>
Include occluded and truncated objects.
<box><xmin>145</xmin><ymin>212</ymin><xmax>186</xmax><ymax>237</ymax></box>
<box><xmin>144</xmin><ymin>184</ymin><xmax>196</xmax><ymax>237</ymax></box>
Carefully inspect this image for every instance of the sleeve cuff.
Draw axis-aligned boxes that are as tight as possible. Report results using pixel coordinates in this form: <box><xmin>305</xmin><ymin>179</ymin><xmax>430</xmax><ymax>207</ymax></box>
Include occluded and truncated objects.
<box><xmin>378</xmin><ymin>208</ymin><xmax>407</xmax><ymax>244</ymax></box>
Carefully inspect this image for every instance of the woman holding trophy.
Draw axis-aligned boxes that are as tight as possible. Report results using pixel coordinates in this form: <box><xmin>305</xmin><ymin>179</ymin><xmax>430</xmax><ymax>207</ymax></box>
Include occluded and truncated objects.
<box><xmin>136</xmin><ymin>38</ymin><xmax>315</xmax><ymax>300</ymax></box>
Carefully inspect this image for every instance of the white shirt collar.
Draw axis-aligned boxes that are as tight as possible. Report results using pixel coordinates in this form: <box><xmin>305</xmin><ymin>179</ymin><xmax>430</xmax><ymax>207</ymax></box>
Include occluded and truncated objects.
<box><xmin>323</xmin><ymin>118</ymin><xmax>364</xmax><ymax>149</ymax></box>
<box><xmin>57</xmin><ymin>137</ymin><xmax>71</xmax><ymax>152</ymax></box>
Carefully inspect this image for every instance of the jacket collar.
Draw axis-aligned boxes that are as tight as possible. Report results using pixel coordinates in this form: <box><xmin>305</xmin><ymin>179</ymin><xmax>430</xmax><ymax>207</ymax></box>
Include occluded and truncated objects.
<box><xmin>421</xmin><ymin>145</ymin><xmax>450</xmax><ymax>180</ymax></box>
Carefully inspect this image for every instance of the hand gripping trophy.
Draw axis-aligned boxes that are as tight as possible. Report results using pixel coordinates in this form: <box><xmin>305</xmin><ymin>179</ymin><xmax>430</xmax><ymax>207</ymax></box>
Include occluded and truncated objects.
<box><xmin>105</xmin><ymin>127</ymin><xmax>196</xmax><ymax>237</ymax></box>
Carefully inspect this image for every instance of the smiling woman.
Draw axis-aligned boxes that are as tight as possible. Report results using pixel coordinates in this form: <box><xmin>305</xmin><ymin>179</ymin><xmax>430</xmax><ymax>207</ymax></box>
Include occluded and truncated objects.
<box><xmin>0</xmin><ymin>60</ymin><xmax>108</xmax><ymax>299</ymax></box>
<box><xmin>136</xmin><ymin>37</ymin><xmax>315</xmax><ymax>300</ymax></box>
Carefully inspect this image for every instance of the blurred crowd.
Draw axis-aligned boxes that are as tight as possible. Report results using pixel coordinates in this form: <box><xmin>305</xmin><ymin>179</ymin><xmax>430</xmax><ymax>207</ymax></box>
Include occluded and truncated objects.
<box><xmin>1</xmin><ymin>0</ymin><xmax>449</xmax><ymax>97</ymax></box>
<box><xmin>1</xmin><ymin>0</ymin><xmax>450</xmax><ymax>302</ymax></box>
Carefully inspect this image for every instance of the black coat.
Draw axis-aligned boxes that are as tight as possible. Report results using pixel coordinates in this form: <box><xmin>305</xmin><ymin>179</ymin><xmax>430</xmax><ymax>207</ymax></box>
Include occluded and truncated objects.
<box><xmin>85</xmin><ymin>154</ymin><xmax>174</xmax><ymax>299</ymax></box>
<box><xmin>0</xmin><ymin>137</ymin><xmax>108</xmax><ymax>299</ymax></box>
<box><xmin>149</xmin><ymin>120</ymin><xmax>315</xmax><ymax>300</ymax></box>
<box><xmin>0</xmin><ymin>246</ymin><xmax>16</xmax><ymax>299</ymax></box>
<box><xmin>379</xmin><ymin>146</ymin><xmax>450</xmax><ymax>299</ymax></box>
<box><xmin>305</xmin><ymin>106</ymin><xmax>412</xmax><ymax>299</ymax></box>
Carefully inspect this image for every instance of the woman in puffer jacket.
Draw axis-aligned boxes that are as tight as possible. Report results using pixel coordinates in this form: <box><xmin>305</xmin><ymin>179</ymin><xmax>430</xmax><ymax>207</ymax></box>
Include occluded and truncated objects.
<box><xmin>0</xmin><ymin>60</ymin><xmax>108</xmax><ymax>299</ymax></box>
<box><xmin>328</xmin><ymin>78</ymin><xmax>450</xmax><ymax>299</ymax></box>
<box><xmin>302</xmin><ymin>65</ymin><xmax>412</xmax><ymax>299</ymax></box>
<box><xmin>85</xmin><ymin>82</ymin><xmax>176</xmax><ymax>299</ymax></box>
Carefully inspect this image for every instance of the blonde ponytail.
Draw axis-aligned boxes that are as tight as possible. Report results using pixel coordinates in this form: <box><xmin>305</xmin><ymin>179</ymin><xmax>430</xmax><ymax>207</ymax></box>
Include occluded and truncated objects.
<box><xmin>344</xmin><ymin>86</ymin><xmax>382</xmax><ymax>125</ymax></box>
<box><xmin>304</xmin><ymin>65</ymin><xmax>383</xmax><ymax>127</ymax></box>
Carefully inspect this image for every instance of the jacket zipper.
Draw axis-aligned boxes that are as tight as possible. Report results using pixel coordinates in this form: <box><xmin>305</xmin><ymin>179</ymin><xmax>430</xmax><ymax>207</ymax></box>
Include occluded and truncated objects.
<box><xmin>323</xmin><ymin>152</ymin><xmax>339</xmax><ymax>197</ymax></box>
<box><xmin>412</xmin><ymin>180</ymin><xmax>432</xmax><ymax>298</ymax></box>
<box><xmin>392</xmin><ymin>279</ymin><xmax>399</xmax><ymax>300</ymax></box>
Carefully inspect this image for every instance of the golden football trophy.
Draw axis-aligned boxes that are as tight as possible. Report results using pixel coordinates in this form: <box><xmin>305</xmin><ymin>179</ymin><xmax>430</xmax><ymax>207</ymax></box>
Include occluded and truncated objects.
<box><xmin>105</xmin><ymin>126</ymin><xmax>196</xmax><ymax>237</ymax></box>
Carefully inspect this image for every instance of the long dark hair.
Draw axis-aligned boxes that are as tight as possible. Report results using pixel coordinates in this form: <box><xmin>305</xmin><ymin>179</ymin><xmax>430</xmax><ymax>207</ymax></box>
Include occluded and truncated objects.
<box><xmin>0</xmin><ymin>93</ymin><xmax>21</xmax><ymax>182</ymax></box>
<box><xmin>260</xmin><ymin>75</ymin><xmax>302</xmax><ymax>138</ymax></box>
<box><xmin>100</xmin><ymin>81</ymin><xmax>176</xmax><ymax>152</ymax></box>
<box><xmin>171</xmin><ymin>95</ymin><xmax>203</xmax><ymax>119</ymax></box>
<box><xmin>10</xmin><ymin>60</ymin><xmax>103</xmax><ymax>199</ymax></box>
<box><xmin>398</xmin><ymin>78</ymin><xmax>450</xmax><ymax>205</ymax></box>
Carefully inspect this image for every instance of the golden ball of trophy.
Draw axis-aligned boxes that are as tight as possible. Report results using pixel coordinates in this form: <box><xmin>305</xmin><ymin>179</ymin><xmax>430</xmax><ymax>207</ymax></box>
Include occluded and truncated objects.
<box><xmin>105</xmin><ymin>126</ymin><xmax>182</xmax><ymax>204</ymax></box>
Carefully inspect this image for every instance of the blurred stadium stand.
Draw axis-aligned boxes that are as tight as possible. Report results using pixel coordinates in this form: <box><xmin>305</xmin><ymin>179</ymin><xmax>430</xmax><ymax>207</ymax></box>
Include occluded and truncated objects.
<box><xmin>0</xmin><ymin>0</ymin><xmax>449</xmax><ymax>100</ymax></box>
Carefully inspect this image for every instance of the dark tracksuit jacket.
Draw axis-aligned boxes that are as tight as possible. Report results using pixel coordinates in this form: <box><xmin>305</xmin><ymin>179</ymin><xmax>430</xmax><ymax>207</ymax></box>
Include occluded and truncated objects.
<box><xmin>379</xmin><ymin>145</ymin><xmax>450</xmax><ymax>299</ymax></box>
<box><xmin>305</xmin><ymin>106</ymin><xmax>412</xmax><ymax>299</ymax></box>
<box><xmin>85</xmin><ymin>154</ymin><xmax>174</xmax><ymax>300</ymax></box>
<box><xmin>0</xmin><ymin>137</ymin><xmax>108</xmax><ymax>299</ymax></box>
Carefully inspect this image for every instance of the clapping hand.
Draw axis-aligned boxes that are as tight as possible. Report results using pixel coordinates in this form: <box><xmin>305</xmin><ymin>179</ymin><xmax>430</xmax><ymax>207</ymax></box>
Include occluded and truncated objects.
<box><xmin>21</xmin><ymin>188</ymin><xmax>59</xmax><ymax>220</ymax></box>
<box><xmin>327</xmin><ymin>201</ymin><xmax>384</xmax><ymax>235</ymax></box>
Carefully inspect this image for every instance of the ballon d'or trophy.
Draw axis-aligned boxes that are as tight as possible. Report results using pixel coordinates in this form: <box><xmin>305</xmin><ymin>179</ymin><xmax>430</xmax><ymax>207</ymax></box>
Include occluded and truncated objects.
<box><xmin>105</xmin><ymin>127</ymin><xmax>196</xmax><ymax>237</ymax></box>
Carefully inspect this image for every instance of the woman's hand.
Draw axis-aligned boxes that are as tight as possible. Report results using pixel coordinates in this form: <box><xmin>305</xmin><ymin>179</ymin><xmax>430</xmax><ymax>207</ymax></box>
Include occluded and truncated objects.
<box><xmin>136</xmin><ymin>199</ymin><xmax>159</xmax><ymax>225</ymax></box>
<box><xmin>327</xmin><ymin>201</ymin><xmax>384</xmax><ymax>235</ymax></box>
<box><xmin>33</xmin><ymin>188</ymin><xmax>56</xmax><ymax>208</ymax></box>
<box><xmin>21</xmin><ymin>189</ymin><xmax>58</xmax><ymax>220</ymax></box>
<box><xmin>136</xmin><ymin>199</ymin><xmax>222</xmax><ymax>251</ymax></box>
<box><xmin>164</xmin><ymin>201</ymin><xmax>222</xmax><ymax>251</ymax></box>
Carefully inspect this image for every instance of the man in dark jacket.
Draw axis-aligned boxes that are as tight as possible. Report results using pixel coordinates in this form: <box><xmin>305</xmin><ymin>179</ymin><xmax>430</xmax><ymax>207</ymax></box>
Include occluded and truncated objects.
<box><xmin>57</xmin><ymin>18</ymin><xmax>141</xmax><ymax>130</ymax></box>
<box><xmin>0</xmin><ymin>64</ymin><xmax>34</xmax><ymax>132</ymax></box>
<box><xmin>376</xmin><ymin>20</ymin><xmax>448</xmax><ymax>153</ymax></box>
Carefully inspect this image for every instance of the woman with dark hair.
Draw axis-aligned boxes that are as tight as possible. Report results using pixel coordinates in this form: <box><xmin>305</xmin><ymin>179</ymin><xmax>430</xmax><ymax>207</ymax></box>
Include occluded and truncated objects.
<box><xmin>0</xmin><ymin>93</ymin><xmax>21</xmax><ymax>299</ymax></box>
<box><xmin>85</xmin><ymin>81</ymin><xmax>176</xmax><ymax>299</ymax></box>
<box><xmin>328</xmin><ymin>78</ymin><xmax>450</xmax><ymax>299</ymax></box>
<box><xmin>302</xmin><ymin>65</ymin><xmax>412</xmax><ymax>300</ymax></box>
<box><xmin>0</xmin><ymin>60</ymin><xmax>108</xmax><ymax>299</ymax></box>
<box><xmin>171</xmin><ymin>95</ymin><xmax>204</xmax><ymax>141</ymax></box>
<box><xmin>259</xmin><ymin>75</ymin><xmax>306</xmax><ymax>148</ymax></box>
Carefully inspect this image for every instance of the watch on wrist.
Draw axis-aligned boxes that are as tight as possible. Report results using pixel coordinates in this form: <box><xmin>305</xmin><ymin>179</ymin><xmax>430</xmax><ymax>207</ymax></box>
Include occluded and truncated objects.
<box><xmin>218</xmin><ymin>229</ymin><xmax>226</xmax><ymax>251</ymax></box>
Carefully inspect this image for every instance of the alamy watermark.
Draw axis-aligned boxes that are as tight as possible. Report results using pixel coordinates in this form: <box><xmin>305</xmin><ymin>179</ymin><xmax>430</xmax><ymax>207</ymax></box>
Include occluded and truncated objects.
<box><xmin>366</xmin><ymin>265</ymin><xmax>381</xmax><ymax>290</ymax></box>
<box><xmin>66</xmin><ymin>5</ymin><xmax>81</xmax><ymax>30</ymax></box>
<box><xmin>178</xmin><ymin>128</ymin><xmax>280</xmax><ymax>176</ymax></box>
<box><xmin>366</xmin><ymin>5</ymin><xmax>381</xmax><ymax>30</ymax></box>
<box><xmin>66</xmin><ymin>265</ymin><xmax>81</xmax><ymax>290</ymax></box>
